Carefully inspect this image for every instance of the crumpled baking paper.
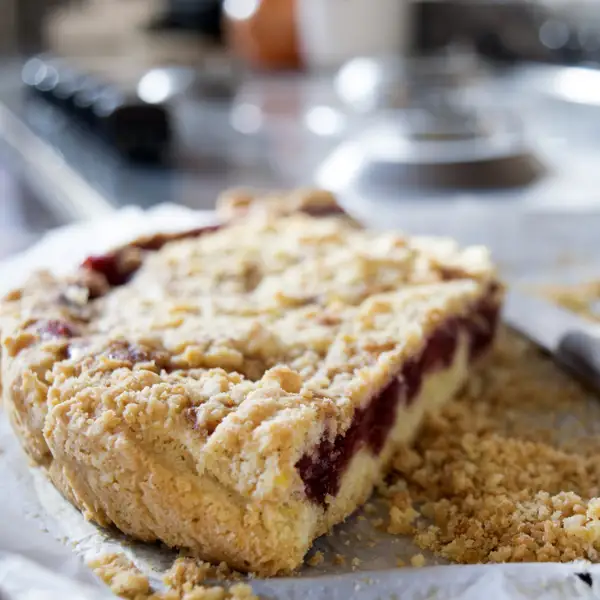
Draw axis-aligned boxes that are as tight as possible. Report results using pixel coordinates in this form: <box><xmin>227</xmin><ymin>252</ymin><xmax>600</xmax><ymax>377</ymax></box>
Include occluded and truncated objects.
<box><xmin>2</xmin><ymin>205</ymin><xmax>600</xmax><ymax>600</ymax></box>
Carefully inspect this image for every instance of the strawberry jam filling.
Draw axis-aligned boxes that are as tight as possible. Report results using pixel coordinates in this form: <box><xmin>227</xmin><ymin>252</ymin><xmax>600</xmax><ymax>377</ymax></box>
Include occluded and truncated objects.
<box><xmin>35</xmin><ymin>319</ymin><xmax>78</xmax><ymax>339</ymax></box>
<box><xmin>296</xmin><ymin>295</ymin><xmax>500</xmax><ymax>506</ymax></box>
<box><xmin>82</xmin><ymin>225</ymin><xmax>221</xmax><ymax>290</ymax></box>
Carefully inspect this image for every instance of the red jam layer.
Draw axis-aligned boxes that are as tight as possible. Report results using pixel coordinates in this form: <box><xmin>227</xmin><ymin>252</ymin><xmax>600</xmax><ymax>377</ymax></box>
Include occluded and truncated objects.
<box><xmin>296</xmin><ymin>294</ymin><xmax>500</xmax><ymax>506</ymax></box>
<box><xmin>34</xmin><ymin>319</ymin><xmax>78</xmax><ymax>340</ymax></box>
<box><xmin>300</xmin><ymin>205</ymin><xmax>346</xmax><ymax>217</ymax></box>
<box><xmin>82</xmin><ymin>225</ymin><xmax>221</xmax><ymax>289</ymax></box>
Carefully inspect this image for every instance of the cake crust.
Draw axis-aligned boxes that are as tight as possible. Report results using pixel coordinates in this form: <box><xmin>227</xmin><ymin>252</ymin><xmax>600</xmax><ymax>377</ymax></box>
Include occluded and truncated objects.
<box><xmin>0</xmin><ymin>190</ymin><xmax>503</xmax><ymax>575</ymax></box>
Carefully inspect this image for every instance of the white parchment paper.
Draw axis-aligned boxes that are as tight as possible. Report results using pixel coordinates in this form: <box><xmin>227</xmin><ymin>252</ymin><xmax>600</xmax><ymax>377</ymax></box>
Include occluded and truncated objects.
<box><xmin>2</xmin><ymin>205</ymin><xmax>600</xmax><ymax>600</ymax></box>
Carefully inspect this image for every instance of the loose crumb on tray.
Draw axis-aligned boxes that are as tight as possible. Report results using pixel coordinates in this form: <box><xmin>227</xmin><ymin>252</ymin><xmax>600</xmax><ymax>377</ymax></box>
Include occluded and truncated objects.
<box><xmin>333</xmin><ymin>554</ymin><xmax>347</xmax><ymax>566</ymax></box>
<box><xmin>410</xmin><ymin>554</ymin><xmax>426</xmax><ymax>568</ymax></box>
<box><xmin>387</xmin><ymin>504</ymin><xmax>419</xmax><ymax>536</ymax></box>
<box><xmin>89</xmin><ymin>553</ymin><xmax>151</xmax><ymax>599</ymax></box>
<box><xmin>165</xmin><ymin>557</ymin><xmax>243</xmax><ymax>587</ymax></box>
<box><xmin>306</xmin><ymin>551</ymin><xmax>324</xmax><ymax>567</ymax></box>
<box><xmin>89</xmin><ymin>554</ymin><xmax>258</xmax><ymax>600</ymax></box>
<box><xmin>538</xmin><ymin>280</ymin><xmax>600</xmax><ymax>323</ymax></box>
<box><xmin>385</xmin><ymin>327</ymin><xmax>600</xmax><ymax>565</ymax></box>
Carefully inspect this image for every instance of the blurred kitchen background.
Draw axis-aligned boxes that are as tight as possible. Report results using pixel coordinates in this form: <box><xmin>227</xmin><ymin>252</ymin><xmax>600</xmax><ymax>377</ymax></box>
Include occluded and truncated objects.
<box><xmin>2</xmin><ymin>0</ymin><xmax>600</xmax><ymax>277</ymax></box>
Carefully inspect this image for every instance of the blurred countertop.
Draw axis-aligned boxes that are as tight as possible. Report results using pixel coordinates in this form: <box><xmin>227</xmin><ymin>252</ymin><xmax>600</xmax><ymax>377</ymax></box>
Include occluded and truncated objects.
<box><xmin>0</xmin><ymin>158</ymin><xmax>66</xmax><ymax>260</ymax></box>
<box><xmin>0</xmin><ymin>0</ymin><xmax>598</xmax><ymax>276</ymax></box>
<box><xmin>2</xmin><ymin>56</ymin><xmax>600</xmax><ymax>281</ymax></box>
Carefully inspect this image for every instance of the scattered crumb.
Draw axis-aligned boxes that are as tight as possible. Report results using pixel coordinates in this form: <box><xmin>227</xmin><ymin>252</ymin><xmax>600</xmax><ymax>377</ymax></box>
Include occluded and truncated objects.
<box><xmin>226</xmin><ymin>584</ymin><xmax>258</xmax><ymax>600</ymax></box>
<box><xmin>351</xmin><ymin>558</ymin><xmax>361</xmax><ymax>568</ymax></box>
<box><xmin>306</xmin><ymin>551</ymin><xmax>324</xmax><ymax>567</ymax></box>
<box><xmin>371</xmin><ymin>518</ymin><xmax>384</xmax><ymax>529</ymax></box>
<box><xmin>387</xmin><ymin>505</ymin><xmax>419</xmax><ymax>536</ymax></box>
<box><xmin>410</xmin><ymin>554</ymin><xmax>426</xmax><ymax>568</ymax></box>
<box><xmin>357</xmin><ymin>515</ymin><xmax>366</xmax><ymax>522</ymax></box>
<box><xmin>89</xmin><ymin>554</ymin><xmax>257</xmax><ymax>600</ymax></box>
<box><xmin>179</xmin><ymin>583</ymin><xmax>257</xmax><ymax>600</ymax></box>
<box><xmin>396</xmin><ymin>558</ymin><xmax>406</xmax><ymax>567</ymax></box>
<box><xmin>167</xmin><ymin>557</ymin><xmax>243</xmax><ymax>584</ymax></box>
<box><xmin>538</xmin><ymin>280</ymin><xmax>600</xmax><ymax>322</ymax></box>
<box><xmin>333</xmin><ymin>554</ymin><xmax>347</xmax><ymax>566</ymax></box>
<box><xmin>364</xmin><ymin>503</ymin><xmax>377</xmax><ymax>515</ymax></box>
<box><xmin>89</xmin><ymin>553</ymin><xmax>150</xmax><ymax>599</ymax></box>
<box><xmin>384</xmin><ymin>327</ymin><xmax>600</xmax><ymax>565</ymax></box>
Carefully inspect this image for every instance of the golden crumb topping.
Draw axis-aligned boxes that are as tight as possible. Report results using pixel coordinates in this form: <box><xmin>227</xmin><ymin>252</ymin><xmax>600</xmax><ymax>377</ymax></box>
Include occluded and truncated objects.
<box><xmin>2</xmin><ymin>209</ymin><xmax>499</xmax><ymax>502</ymax></box>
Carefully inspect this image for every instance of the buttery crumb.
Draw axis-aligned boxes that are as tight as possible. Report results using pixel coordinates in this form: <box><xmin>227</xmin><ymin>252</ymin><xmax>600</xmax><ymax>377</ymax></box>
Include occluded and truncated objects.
<box><xmin>333</xmin><ymin>554</ymin><xmax>346</xmax><ymax>566</ymax></box>
<box><xmin>227</xmin><ymin>584</ymin><xmax>258</xmax><ymax>600</ymax></box>
<box><xmin>410</xmin><ymin>554</ymin><xmax>426</xmax><ymax>568</ymax></box>
<box><xmin>89</xmin><ymin>554</ymin><xmax>150</xmax><ymax>599</ymax></box>
<box><xmin>307</xmin><ymin>551</ymin><xmax>324</xmax><ymax>567</ymax></box>
<box><xmin>387</xmin><ymin>505</ymin><xmax>419</xmax><ymax>535</ymax></box>
<box><xmin>90</xmin><ymin>554</ymin><xmax>257</xmax><ymax>600</ymax></box>
<box><xmin>538</xmin><ymin>280</ymin><xmax>600</xmax><ymax>323</ymax></box>
<box><xmin>164</xmin><ymin>558</ymin><xmax>243</xmax><ymax>590</ymax></box>
<box><xmin>165</xmin><ymin>558</ymin><xmax>212</xmax><ymax>590</ymax></box>
<box><xmin>396</xmin><ymin>558</ymin><xmax>406</xmax><ymax>567</ymax></box>
<box><xmin>364</xmin><ymin>503</ymin><xmax>377</xmax><ymax>515</ymax></box>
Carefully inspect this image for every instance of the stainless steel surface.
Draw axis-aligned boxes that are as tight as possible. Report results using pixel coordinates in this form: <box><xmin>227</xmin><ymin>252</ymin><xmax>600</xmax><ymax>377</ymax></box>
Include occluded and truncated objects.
<box><xmin>520</xmin><ymin>63</ymin><xmax>600</xmax><ymax>107</ymax></box>
<box><xmin>504</xmin><ymin>290</ymin><xmax>599</xmax><ymax>353</ymax></box>
<box><xmin>317</xmin><ymin>111</ymin><xmax>544</xmax><ymax>192</ymax></box>
<box><xmin>557</xmin><ymin>331</ymin><xmax>600</xmax><ymax>393</ymax></box>
<box><xmin>319</xmin><ymin>63</ymin><xmax>600</xmax><ymax>208</ymax></box>
<box><xmin>505</xmin><ymin>290</ymin><xmax>600</xmax><ymax>393</ymax></box>
<box><xmin>0</xmin><ymin>155</ymin><xmax>66</xmax><ymax>259</ymax></box>
<box><xmin>0</xmin><ymin>61</ymin><xmax>293</xmax><ymax>215</ymax></box>
<box><xmin>0</xmin><ymin>101</ymin><xmax>114</xmax><ymax>221</ymax></box>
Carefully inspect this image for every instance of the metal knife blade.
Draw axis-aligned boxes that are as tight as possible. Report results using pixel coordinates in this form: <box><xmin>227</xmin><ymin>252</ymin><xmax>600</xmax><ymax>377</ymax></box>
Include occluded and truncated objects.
<box><xmin>504</xmin><ymin>289</ymin><xmax>600</xmax><ymax>393</ymax></box>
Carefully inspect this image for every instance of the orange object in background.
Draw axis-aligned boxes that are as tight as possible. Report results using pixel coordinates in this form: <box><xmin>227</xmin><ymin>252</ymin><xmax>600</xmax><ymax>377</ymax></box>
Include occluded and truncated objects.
<box><xmin>223</xmin><ymin>0</ymin><xmax>302</xmax><ymax>70</ymax></box>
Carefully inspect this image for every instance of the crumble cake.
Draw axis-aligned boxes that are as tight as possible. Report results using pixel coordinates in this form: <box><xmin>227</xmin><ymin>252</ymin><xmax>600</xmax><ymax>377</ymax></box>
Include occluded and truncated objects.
<box><xmin>0</xmin><ymin>190</ymin><xmax>503</xmax><ymax>575</ymax></box>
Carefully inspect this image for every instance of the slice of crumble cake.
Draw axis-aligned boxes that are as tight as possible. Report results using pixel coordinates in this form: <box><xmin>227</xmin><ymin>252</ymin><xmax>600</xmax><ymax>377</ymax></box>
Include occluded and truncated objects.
<box><xmin>0</xmin><ymin>190</ymin><xmax>502</xmax><ymax>575</ymax></box>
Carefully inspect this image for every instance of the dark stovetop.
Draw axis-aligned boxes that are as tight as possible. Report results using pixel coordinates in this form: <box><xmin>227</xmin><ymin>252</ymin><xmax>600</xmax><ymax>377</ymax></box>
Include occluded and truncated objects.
<box><xmin>0</xmin><ymin>60</ymin><xmax>292</xmax><ymax>219</ymax></box>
